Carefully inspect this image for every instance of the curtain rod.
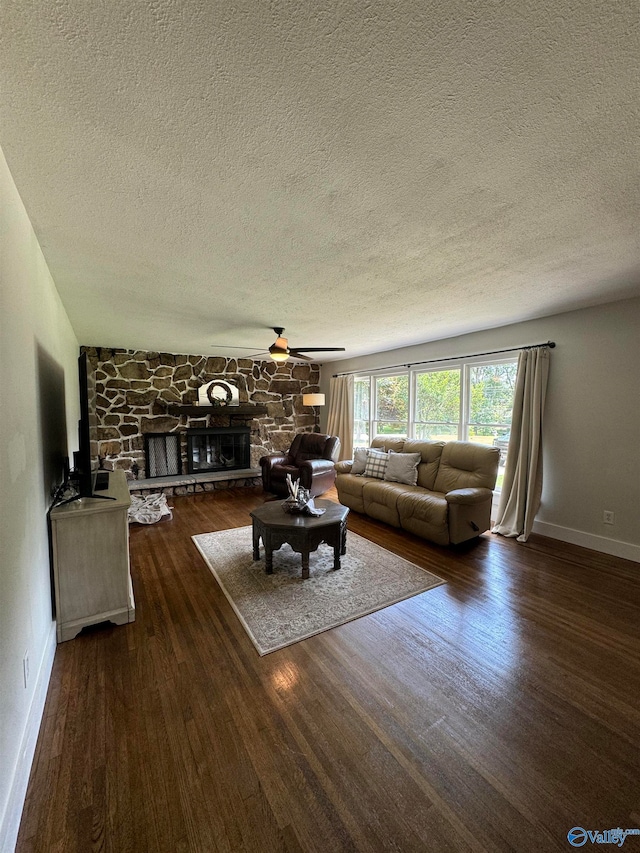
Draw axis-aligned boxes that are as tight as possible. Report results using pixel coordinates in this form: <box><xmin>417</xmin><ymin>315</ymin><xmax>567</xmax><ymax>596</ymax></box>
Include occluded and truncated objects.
<box><xmin>332</xmin><ymin>341</ymin><xmax>555</xmax><ymax>377</ymax></box>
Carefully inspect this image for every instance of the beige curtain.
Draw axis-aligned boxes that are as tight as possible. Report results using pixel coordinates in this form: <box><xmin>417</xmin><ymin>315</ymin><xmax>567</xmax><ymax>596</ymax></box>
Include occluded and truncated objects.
<box><xmin>492</xmin><ymin>346</ymin><xmax>551</xmax><ymax>542</ymax></box>
<box><xmin>326</xmin><ymin>374</ymin><xmax>354</xmax><ymax>461</ymax></box>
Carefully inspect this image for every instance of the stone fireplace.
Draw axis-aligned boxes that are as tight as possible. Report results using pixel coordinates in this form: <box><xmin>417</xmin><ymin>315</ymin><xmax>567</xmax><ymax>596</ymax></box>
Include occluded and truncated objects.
<box><xmin>82</xmin><ymin>347</ymin><xmax>323</xmax><ymax>494</ymax></box>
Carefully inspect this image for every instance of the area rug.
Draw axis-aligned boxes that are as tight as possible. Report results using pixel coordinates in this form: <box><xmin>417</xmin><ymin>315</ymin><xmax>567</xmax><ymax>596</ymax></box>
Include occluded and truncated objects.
<box><xmin>192</xmin><ymin>526</ymin><xmax>445</xmax><ymax>655</ymax></box>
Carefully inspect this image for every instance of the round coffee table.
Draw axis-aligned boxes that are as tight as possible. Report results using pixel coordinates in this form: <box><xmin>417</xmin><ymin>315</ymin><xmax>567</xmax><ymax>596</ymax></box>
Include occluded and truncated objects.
<box><xmin>250</xmin><ymin>499</ymin><xmax>349</xmax><ymax>579</ymax></box>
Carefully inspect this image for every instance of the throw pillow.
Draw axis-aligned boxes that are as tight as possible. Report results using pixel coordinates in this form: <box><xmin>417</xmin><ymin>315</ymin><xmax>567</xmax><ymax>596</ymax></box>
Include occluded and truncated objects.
<box><xmin>384</xmin><ymin>450</ymin><xmax>421</xmax><ymax>486</ymax></box>
<box><xmin>351</xmin><ymin>446</ymin><xmax>369</xmax><ymax>475</ymax></box>
<box><xmin>363</xmin><ymin>448</ymin><xmax>389</xmax><ymax>480</ymax></box>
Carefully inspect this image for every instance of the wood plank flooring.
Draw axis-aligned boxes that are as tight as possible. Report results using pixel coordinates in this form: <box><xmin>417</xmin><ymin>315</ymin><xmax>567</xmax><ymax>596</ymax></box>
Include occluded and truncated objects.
<box><xmin>17</xmin><ymin>487</ymin><xmax>640</xmax><ymax>852</ymax></box>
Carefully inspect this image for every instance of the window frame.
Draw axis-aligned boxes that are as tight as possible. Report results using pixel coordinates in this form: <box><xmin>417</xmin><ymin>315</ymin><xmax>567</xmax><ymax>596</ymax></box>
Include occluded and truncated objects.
<box><xmin>353</xmin><ymin>353</ymin><xmax>518</xmax><ymax>464</ymax></box>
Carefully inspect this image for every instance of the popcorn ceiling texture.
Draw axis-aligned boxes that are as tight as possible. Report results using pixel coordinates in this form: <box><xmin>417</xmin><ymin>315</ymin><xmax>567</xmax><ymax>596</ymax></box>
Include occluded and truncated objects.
<box><xmin>1</xmin><ymin>2</ymin><xmax>640</xmax><ymax>358</ymax></box>
<box><xmin>84</xmin><ymin>347</ymin><xmax>321</xmax><ymax>490</ymax></box>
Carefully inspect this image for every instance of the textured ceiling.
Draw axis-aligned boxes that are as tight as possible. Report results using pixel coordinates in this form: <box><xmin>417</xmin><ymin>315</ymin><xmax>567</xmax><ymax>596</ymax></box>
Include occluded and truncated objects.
<box><xmin>1</xmin><ymin>1</ymin><xmax>640</xmax><ymax>360</ymax></box>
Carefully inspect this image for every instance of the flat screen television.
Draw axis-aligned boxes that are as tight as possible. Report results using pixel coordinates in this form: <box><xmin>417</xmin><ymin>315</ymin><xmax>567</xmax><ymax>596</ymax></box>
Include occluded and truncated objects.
<box><xmin>69</xmin><ymin>351</ymin><xmax>113</xmax><ymax>501</ymax></box>
<box><xmin>38</xmin><ymin>344</ymin><xmax>71</xmax><ymax>508</ymax></box>
<box><xmin>74</xmin><ymin>350</ymin><xmax>96</xmax><ymax>496</ymax></box>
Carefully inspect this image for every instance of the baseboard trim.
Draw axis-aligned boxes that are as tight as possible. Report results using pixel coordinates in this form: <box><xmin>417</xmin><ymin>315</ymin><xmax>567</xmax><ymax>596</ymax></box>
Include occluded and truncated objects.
<box><xmin>532</xmin><ymin>520</ymin><xmax>640</xmax><ymax>563</ymax></box>
<box><xmin>0</xmin><ymin>623</ymin><xmax>56</xmax><ymax>853</ymax></box>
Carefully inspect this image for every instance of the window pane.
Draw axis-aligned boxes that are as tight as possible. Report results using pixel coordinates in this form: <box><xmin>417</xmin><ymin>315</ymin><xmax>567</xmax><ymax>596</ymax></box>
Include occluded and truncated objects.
<box><xmin>414</xmin><ymin>423</ymin><xmax>459</xmax><ymax>441</ymax></box>
<box><xmin>469</xmin><ymin>362</ymin><xmax>517</xmax><ymax>438</ymax></box>
<box><xmin>469</xmin><ymin>361</ymin><xmax>517</xmax><ymax>490</ymax></box>
<box><xmin>353</xmin><ymin>378</ymin><xmax>370</xmax><ymax>447</ymax></box>
<box><xmin>375</xmin><ymin>421</ymin><xmax>408</xmax><ymax>437</ymax></box>
<box><xmin>375</xmin><ymin>376</ymin><xmax>408</xmax><ymax>431</ymax></box>
<box><xmin>413</xmin><ymin>370</ymin><xmax>460</xmax><ymax>441</ymax></box>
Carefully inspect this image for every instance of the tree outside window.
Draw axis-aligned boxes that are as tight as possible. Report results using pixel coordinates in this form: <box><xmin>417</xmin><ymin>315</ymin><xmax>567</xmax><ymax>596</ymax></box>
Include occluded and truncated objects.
<box><xmin>375</xmin><ymin>375</ymin><xmax>408</xmax><ymax>436</ymax></box>
<box><xmin>414</xmin><ymin>369</ymin><xmax>460</xmax><ymax>441</ymax></box>
<box><xmin>468</xmin><ymin>363</ymin><xmax>517</xmax><ymax>445</ymax></box>
<box><xmin>354</xmin><ymin>377</ymin><xmax>370</xmax><ymax>447</ymax></box>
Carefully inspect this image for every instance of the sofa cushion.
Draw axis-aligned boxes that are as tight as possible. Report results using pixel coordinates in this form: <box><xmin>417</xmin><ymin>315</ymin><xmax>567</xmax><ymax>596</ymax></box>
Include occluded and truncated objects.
<box><xmin>351</xmin><ymin>446</ymin><xmax>369</xmax><ymax>474</ymax></box>
<box><xmin>397</xmin><ymin>489</ymin><xmax>450</xmax><ymax>546</ymax></box>
<box><xmin>433</xmin><ymin>441</ymin><xmax>500</xmax><ymax>493</ymax></box>
<box><xmin>335</xmin><ymin>472</ymin><xmax>367</xmax><ymax>513</ymax></box>
<box><xmin>384</xmin><ymin>451</ymin><xmax>421</xmax><ymax>485</ymax></box>
<box><xmin>371</xmin><ymin>436</ymin><xmax>406</xmax><ymax>453</ymax></box>
<box><xmin>363</xmin><ymin>448</ymin><xmax>389</xmax><ymax>480</ymax></box>
<box><xmin>401</xmin><ymin>439</ymin><xmax>445</xmax><ymax>490</ymax></box>
<box><xmin>362</xmin><ymin>480</ymin><xmax>405</xmax><ymax>527</ymax></box>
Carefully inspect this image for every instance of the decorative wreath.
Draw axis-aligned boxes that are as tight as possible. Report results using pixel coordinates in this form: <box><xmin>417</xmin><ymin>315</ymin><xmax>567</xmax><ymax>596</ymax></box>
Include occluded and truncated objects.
<box><xmin>206</xmin><ymin>380</ymin><xmax>233</xmax><ymax>407</ymax></box>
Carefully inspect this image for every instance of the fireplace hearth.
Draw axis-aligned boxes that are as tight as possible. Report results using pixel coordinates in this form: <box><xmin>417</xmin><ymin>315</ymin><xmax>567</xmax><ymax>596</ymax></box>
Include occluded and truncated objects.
<box><xmin>187</xmin><ymin>427</ymin><xmax>251</xmax><ymax>475</ymax></box>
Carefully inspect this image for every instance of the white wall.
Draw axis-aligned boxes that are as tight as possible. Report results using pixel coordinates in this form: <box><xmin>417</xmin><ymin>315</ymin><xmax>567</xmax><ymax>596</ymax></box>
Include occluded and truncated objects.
<box><xmin>0</xmin><ymin>147</ymin><xmax>79</xmax><ymax>851</ymax></box>
<box><xmin>320</xmin><ymin>298</ymin><xmax>640</xmax><ymax>561</ymax></box>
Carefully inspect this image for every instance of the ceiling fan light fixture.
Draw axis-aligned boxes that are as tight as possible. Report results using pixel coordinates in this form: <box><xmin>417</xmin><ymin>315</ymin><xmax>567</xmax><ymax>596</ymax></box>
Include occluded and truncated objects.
<box><xmin>269</xmin><ymin>348</ymin><xmax>289</xmax><ymax>362</ymax></box>
<box><xmin>269</xmin><ymin>331</ymin><xmax>290</xmax><ymax>362</ymax></box>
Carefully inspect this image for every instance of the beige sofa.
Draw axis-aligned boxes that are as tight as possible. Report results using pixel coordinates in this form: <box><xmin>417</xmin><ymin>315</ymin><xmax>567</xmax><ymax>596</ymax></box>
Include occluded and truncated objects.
<box><xmin>335</xmin><ymin>436</ymin><xmax>500</xmax><ymax>546</ymax></box>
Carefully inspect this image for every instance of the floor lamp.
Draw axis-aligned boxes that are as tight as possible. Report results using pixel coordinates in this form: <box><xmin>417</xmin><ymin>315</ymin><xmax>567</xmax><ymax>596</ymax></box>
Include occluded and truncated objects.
<box><xmin>302</xmin><ymin>393</ymin><xmax>325</xmax><ymax>431</ymax></box>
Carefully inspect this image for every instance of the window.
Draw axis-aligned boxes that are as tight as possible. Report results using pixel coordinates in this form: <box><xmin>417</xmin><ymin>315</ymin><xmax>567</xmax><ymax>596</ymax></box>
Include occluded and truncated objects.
<box><xmin>467</xmin><ymin>362</ymin><xmax>517</xmax><ymax>445</ymax></box>
<box><xmin>354</xmin><ymin>356</ymin><xmax>517</xmax><ymax>488</ymax></box>
<box><xmin>354</xmin><ymin>377</ymin><xmax>370</xmax><ymax>448</ymax></box>
<box><xmin>413</xmin><ymin>368</ymin><xmax>460</xmax><ymax>441</ymax></box>
<box><xmin>374</xmin><ymin>374</ymin><xmax>408</xmax><ymax>437</ymax></box>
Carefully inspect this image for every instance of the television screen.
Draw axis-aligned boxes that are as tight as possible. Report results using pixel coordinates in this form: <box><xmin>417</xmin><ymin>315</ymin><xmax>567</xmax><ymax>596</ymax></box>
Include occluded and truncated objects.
<box><xmin>75</xmin><ymin>351</ymin><xmax>95</xmax><ymax>496</ymax></box>
<box><xmin>73</xmin><ymin>350</ymin><xmax>112</xmax><ymax>499</ymax></box>
<box><xmin>37</xmin><ymin>344</ymin><xmax>69</xmax><ymax>507</ymax></box>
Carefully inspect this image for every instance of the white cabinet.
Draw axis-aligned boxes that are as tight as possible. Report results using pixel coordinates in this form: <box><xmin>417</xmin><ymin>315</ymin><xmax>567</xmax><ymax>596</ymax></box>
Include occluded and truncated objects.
<box><xmin>49</xmin><ymin>469</ymin><xmax>135</xmax><ymax>642</ymax></box>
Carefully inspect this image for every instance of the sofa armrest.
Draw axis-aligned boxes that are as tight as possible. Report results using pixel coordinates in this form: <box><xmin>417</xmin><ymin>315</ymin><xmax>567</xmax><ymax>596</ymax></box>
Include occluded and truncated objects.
<box><xmin>445</xmin><ymin>487</ymin><xmax>493</xmax><ymax>505</ymax></box>
<box><xmin>335</xmin><ymin>460</ymin><xmax>353</xmax><ymax>475</ymax></box>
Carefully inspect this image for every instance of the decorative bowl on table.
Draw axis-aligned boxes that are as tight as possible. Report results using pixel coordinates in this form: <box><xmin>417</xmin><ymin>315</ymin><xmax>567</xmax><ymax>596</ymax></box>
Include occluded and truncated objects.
<box><xmin>282</xmin><ymin>497</ymin><xmax>308</xmax><ymax>514</ymax></box>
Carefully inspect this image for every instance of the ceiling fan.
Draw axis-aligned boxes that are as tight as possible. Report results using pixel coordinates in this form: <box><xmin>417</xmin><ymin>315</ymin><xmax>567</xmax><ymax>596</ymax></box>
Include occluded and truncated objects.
<box><xmin>213</xmin><ymin>327</ymin><xmax>345</xmax><ymax>362</ymax></box>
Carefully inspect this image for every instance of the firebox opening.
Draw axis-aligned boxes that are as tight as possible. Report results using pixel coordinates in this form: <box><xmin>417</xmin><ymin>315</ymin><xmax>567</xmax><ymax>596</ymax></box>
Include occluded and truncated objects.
<box><xmin>145</xmin><ymin>433</ymin><xmax>181</xmax><ymax>478</ymax></box>
<box><xmin>187</xmin><ymin>427</ymin><xmax>250</xmax><ymax>474</ymax></box>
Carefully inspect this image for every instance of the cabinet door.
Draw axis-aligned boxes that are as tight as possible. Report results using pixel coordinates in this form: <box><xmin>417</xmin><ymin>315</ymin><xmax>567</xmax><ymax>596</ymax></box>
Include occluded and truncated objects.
<box><xmin>53</xmin><ymin>507</ymin><xmax>130</xmax><ymax>624</ymax></box>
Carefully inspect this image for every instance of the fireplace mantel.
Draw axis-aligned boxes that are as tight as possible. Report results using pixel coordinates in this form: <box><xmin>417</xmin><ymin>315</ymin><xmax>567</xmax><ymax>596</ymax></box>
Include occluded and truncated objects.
<box><xmin>167</xmin><ymin>404</ymin><xmax>268</xmax><ymax>416</ymax></box>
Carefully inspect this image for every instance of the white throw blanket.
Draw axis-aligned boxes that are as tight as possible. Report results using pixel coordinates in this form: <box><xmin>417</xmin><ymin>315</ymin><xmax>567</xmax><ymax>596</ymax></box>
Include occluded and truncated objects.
<box><xmin>128</xmin><ymin>493</ymin><xmax>173</xmax><ymax>525</ymax></box>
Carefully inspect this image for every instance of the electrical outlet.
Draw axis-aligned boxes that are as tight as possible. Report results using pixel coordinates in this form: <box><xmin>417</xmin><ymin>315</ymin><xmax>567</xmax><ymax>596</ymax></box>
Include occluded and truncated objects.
<box><xmin>23</xmin><ymin>652</ymin><xmax>30</xmax><ymax>688</ymax></box>
<box><xmin>603</xmin><ymin>510</ymin><xmax>615</xmax><ymax>525</ymax></box>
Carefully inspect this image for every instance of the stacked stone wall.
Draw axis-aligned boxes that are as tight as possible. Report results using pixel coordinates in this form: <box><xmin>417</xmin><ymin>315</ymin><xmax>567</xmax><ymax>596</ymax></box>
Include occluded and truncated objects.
<box><xmin>82</xmin><ymin>347</ymin><xmax>321</xmax><ymax>481</ymax></box>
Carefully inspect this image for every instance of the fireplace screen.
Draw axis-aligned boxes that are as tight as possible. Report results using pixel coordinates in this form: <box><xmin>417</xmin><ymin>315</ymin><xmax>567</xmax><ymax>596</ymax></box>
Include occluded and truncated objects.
<box><xmin>187</xmin><ymin>427</ymin><xmax>250</xmax><ymax>474</ymax></box>
<box><xmin>145</xmin><ymin>433</ymin><xmax>181</xmax><ymax>478</ymax></box>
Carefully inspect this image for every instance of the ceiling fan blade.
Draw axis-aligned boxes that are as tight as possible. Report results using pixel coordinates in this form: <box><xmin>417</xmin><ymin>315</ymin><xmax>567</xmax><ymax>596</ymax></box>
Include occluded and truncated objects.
<box><xmin>210</xmin><ymin>344</ymin><xmax>268</xmax><ymax>350</ymax></box>
<box><xmin>289</xmin><ymin>347</ymin><xmax>346</xmax><ymax>353</ymax></box>
<box><xmin>213</xmin><ymin>326</ymin><xmax>344</xmax><ymax>362</ymax></box>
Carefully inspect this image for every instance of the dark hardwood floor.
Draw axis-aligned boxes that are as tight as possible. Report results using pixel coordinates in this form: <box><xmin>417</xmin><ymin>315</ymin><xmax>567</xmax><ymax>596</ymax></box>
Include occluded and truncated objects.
<box><xmin>17</xmin><ymin>487</ymin><xmax>640</xmax><ymax>852</ymax></box>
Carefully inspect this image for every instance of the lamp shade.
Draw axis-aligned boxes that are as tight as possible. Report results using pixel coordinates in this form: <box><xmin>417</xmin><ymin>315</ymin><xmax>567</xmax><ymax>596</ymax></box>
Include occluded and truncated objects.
<box><xmin>269</xmin><ymin>349</ymin><xmax>289</xmax><ymax>362</ymax></box>
<box><xmin>303</xmin><ymin>393</ymin><xmax>325</xmax><ymax>407</ymax></box>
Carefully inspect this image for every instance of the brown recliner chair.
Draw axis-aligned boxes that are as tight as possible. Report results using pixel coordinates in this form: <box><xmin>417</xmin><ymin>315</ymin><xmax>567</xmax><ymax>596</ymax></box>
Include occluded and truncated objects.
<box><xmin>260</xmin><ymin>433</ymin><xmax>341</xmax><ymax>498</ymax></box>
